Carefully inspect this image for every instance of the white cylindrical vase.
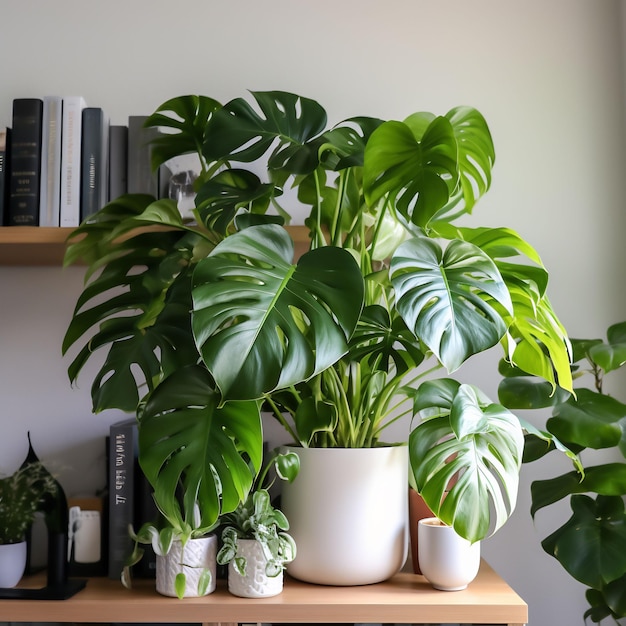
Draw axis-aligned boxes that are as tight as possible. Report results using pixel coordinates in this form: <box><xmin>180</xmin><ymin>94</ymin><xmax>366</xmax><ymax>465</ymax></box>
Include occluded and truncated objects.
<box><xmin>417</xmin><ymin>517</ymin><xmax>480</xmax><ymax>591</ymax></box>
<box><xmin>281</xmin><ymin>445</ymin><xmax>408</xmax><ymax>586</ymax></box>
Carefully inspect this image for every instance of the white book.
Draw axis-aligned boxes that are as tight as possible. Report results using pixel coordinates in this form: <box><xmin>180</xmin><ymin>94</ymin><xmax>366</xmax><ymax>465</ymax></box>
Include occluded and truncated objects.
<box><xmin>39</xmin><ymin>96</ymin><xmax>63</xmax><ymax>227</ymax></box>
<box><xmin>60</xmin><ymin>96</ymin><xmax>86</xmax><ymax>227</ymax></box>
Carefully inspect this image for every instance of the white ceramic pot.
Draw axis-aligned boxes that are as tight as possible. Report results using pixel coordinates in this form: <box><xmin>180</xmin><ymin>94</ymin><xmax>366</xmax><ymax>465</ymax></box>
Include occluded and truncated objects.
<box><xmin>281</xmin><ymin>445</ymin><xmax>408</xmax><ymax>586</ymax></box>
<box><xmin>155</xmin><ymin>535</ymin><xmax>217</xmax><ymax>598</ymax></box>
<box><xmin>417</xmin><ymin>517</ymin><xmax>480</xmax><ymax>591</ymax></box>
<box><xmin>227</xmin><ymin>539</ymin><xmax>283</xmax><ymax>598</ymax></box>
<box><xmin>0</xmin><ymin>540</ymin><xmax>27</xmax><ymax>588</ymax></box>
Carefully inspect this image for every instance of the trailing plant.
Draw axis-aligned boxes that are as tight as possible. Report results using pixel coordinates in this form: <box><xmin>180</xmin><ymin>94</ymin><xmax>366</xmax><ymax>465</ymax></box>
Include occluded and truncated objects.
<box><xmin>499</xmin><ymin>321</ymin><xmax>626</xmax><ymax>624</ymax></box>
<box><xmin>63</xmin><ymin>90</ymin><xmax>574</xmax><ymax>544</ymax></box>
<box><xmin>217</xmin><ymin>450</ymin><xmax>299</xmax><ymax>577</ymax></box>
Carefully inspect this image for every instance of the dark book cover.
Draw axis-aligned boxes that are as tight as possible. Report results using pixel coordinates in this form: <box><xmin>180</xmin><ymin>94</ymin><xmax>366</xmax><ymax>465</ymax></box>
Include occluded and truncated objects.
<box><xmin>108</xmin><ymin>418</ymin><xmax>137</xmax><ymax>580</ymax></box>
<box><xmin>127</xmin><ymin>115</ymin><xmax>159</xmax><ymax>196</ymax></box>
<box><xmin>109</xmin><ymin>124</ymin><xmax>128</xmax><ymax>201</ymax></box>
<box><xmin>107</xmin><ymin>418</ymin><xmax>158</xmax><ymax>580</ymax></box>
<box><xmin>0</xmin><ymin>127</ymin><xmax>11</xmax><ymax>226</ymax></box>
<box><xmin>7</xmin><ymin>98</ymin><xmax>43</xmax><ymax>225</ymax></box>
<box><xmin>80</xmin><ymin>107</ymin><xmax>109</xmax><ymax>221</ymax></box>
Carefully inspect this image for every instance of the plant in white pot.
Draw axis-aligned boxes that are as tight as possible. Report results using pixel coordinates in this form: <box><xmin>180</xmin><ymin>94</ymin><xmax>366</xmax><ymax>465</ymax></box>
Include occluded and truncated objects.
<box><xmin>0</xmin><ymin>462</ymin><xmax>57</xmax><ymax>587</ymax></box>
<box><xmin>63</xmin><ymin>90</ymin><xmax>574</xmax><ymax>587</ymax></box>
<box><xmin>216</xmin><ymin>450</ymin><xmax>299</xmax><ymax>598</ymax></box>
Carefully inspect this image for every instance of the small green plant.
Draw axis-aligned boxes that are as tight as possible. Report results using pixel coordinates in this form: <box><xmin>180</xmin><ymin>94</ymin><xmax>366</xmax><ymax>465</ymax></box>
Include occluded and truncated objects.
<box><xmin>0</xmin><ymin>463</ymin><xmax>58</xmax><ymax>544</ymax></box>
<box><xmin>217</xmin><ymin>450</ymin><xmax>299</xmax><ymax>577</ymax></box>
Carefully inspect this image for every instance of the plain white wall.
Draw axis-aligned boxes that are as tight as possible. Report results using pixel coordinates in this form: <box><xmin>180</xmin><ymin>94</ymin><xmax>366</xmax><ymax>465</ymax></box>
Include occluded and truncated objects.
<box><xmin>1</xmin><ymin>1</ymin><xmax>625</xmax><ymax>624</ymax></box>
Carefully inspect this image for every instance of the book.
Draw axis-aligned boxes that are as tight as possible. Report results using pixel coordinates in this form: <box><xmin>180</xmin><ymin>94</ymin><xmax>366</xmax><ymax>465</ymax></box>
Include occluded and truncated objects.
<box><xmin>127</xmin><ymin>115</ymin><xmax>159</xmax><ymax>196</ymax></box>
<box><xmin>59</xmin><ymin>96</ymin><xmax>86</xmax><ymax>227</ymax></box>
<box><xmin>0</xmin><ymin>128</ymin><xmax>10</xmax><ymax>226</ymax></box>
<box><xmin>108</xmin><ymin>124</ymin><xmax>128</xmax><ymax>201</ymax></box>
<box><xmin>80</xmin><ymin>107</ymin><xmax>109</xmax><ymax>221</ymax></box>
<box><xmin>107</xmin><ymin>418</ymin><xmax>158</xmax><ymax>580</ymax></box>
<box><xmin>39</xmin><ymin>96</ymin><xmax>63</xmax><ymax>227</ymax></box>
<box><xmin>7</xmin><ymin>98</ymin><xmax>43</xmax><ymax>225</ymax></box>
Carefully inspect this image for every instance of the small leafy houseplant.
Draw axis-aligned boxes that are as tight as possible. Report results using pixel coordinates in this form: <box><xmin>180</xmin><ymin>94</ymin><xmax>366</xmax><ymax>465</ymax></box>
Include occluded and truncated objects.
<box><xmin>63</xmin><ymin>90</ymin><xmax>574</xmax><ymax>546</ymax></box>
<box><xmin>499</xmin><ymin>321</ymin><xmax>626</xmax><ymax>623</ymax></box>
<box><xmin>216</xmin><ymin>450</ymin><xmax>299</xmax><ymax>581</ymax></box>
<box><xmin>0</xmin><ymin>462</ymin><xmax>58</xmax><ymax>545</ymax></box>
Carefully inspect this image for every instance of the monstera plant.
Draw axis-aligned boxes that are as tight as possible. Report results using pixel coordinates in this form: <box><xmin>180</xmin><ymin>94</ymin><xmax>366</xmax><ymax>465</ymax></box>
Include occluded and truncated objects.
<box><xmin>63</xmin><ymin>90</ymin><xmax>574</xmax><ymax>544</ymax></box>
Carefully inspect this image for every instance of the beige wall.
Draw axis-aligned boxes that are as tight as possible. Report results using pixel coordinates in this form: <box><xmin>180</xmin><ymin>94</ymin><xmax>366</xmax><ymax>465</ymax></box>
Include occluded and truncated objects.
<box><xmin>1</xmin><ymin>1</ymin><xmax>625</xmax><ymax>624</ymax></box>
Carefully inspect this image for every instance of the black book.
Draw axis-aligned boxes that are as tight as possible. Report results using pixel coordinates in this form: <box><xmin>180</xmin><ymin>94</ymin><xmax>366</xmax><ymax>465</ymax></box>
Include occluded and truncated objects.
<box><xmin>7</xmin><ymin>98</ymin><xmax>43</xmax><ymax>225</ymax></box>
<box><xmin>107</xmin><ymin>418</ymin><xmax>158</xmax><ymax>580</ymax></box>
<box><xmin>127</xmin><ymin>115</ymin><xmax>159</xmax><ymax>196</ymax></box>
<box><xmin>0</xmin><ymin>127</ymin><xmax>11</xmax><ymax>226</ymax></box>
<box><xmin>108</xmin><ymin>124</ymin><xmax>128</xmax><ymax>201</ymax></box>
<box><xmin>80</xmin><ymin>107</ymin><xmax>109</xmax><ymax>221</ymax></box>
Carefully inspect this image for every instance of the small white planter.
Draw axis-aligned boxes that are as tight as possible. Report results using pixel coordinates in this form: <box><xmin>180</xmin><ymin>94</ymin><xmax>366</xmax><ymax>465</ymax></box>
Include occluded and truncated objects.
<box><xmin>227</xmin><ymin>539</ymin><xmax>283</xmax><ymax>598</ymax></box>
<box><xmin>0</xmin><ymin>541</ymin><xmax>27</xmax><ymax>588</ymax></box>
<box><xmin>417</xmin><ymin>517</ymin><xmax>480</xmax><ymax>591</ymax></box>
<box><xmin>155</xmin><ymin>535</ymin><xmax>217</xmax><ymax>598</ymax></box>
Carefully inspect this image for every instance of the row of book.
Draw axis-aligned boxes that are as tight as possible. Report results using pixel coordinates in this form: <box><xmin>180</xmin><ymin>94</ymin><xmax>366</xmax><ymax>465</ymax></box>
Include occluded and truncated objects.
<box><xmin>0</xmin><ymin>96</ymin><xmax>168</xmax><ymax>228</ymax></box>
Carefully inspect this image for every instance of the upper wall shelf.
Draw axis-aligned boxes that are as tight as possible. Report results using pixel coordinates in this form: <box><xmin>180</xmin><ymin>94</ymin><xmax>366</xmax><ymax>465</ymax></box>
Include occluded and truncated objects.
<box><xmin>0</xmin><ymin>225</ymin><xmax>312</xmax><ymax>266</ymax></box>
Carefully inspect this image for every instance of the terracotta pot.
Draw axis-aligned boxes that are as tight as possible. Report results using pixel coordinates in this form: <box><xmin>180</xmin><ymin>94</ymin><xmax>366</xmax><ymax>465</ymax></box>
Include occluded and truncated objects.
<box><xmin>408</xmin><ymin>488</ymin><xmax>434</xmax><ymax>574</ymax></box>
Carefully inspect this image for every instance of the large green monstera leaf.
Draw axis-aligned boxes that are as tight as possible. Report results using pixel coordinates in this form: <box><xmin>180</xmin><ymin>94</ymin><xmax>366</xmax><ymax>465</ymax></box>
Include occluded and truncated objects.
<box><xmin>191</xmin><ymin>224</ymin><xmax>365</xmax><ymax>400</ymax></box>
<box><xmin>390</xmin><ymin>234</ymin><xmax>513</xmax><ymax>372</ymax></box>
<box><xmin>409</xmin><ymin>379</ymin><xmax>524</xmax><ymax>543</ymax></box>
<box><xmin>138</xmin><ymin>365</ymin><xmax>262</xmax><ymax>529</ymax></box>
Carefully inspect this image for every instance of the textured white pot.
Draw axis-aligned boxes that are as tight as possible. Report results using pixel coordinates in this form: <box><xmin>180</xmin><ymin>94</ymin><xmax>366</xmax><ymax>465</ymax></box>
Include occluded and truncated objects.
<box><xmin>227</xmin><ymin>539</ymin><xmax>283</xmax><ymax>598</ymax></box>
<box><xmin>155</xmin><ymin>535</ymin><xmax>217</xmax><ymax>598</ymax></box>
<box><xmin>281</xmin><ymin>445</ymin><xmax>408</xmax><ymax>586</ymax></box>
<box><xmin>0</xmin><ymin>541</ymin><xmax>27</xmax><ymax>588</ymax></box>
<box><xmin>417</xmin><ymin>517</ymin><xmax>480</xmax><ymax>591</ymax></box>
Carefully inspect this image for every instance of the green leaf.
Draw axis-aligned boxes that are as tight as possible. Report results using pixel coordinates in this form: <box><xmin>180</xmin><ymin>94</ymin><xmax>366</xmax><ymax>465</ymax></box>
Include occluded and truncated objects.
<box><xmin>547</xmin><ymin>389</ymin><xmax>626</xmax><ymax>453</ymax></box>
<box><xmin>363</xmin><ymin>116</ymin><xmax>458</xmax><ymax>227</ymax></box>
<box><xmin>390</xmin><ymin>235</ymin><xmax>512</xmax><ymax>372</ymax></box>
<box><xmin>531</xmin><ymin>464</ymin><xmax>626</xmax><ymax>516</ymax></box>
<box><xmin>191</xmin><ymin>225</ymin><xmax>364</xmax><ymax>399</ymax></box>
<box><xmin>139</xmin><ymin>365</ymin><xmax>262</xmax><ymax>528</ymax></box>
<box><xmin>144</xmin><ymin>95</ymin><xmax>222</xmax><ymax>170</ymax></box>
<box><xmin>541</xmin><ymin>495</ymin><xmax>626</xmax><ymax>589</ymax></box>
<box><xmin>203</xmin><ymin>90</ymin><xmax>327</xmax><ymax>174</ymax></box>
<box><xmin>498</xmin><ymin>375</ymin><xmax>571</xmax><ymax>410</ymax></box>
<box><xmin>197</xmin><ymin>568</ymin><xmax>212</xmax><ymax>596</ymax></box>
<box><xmin>195</xmin><ymin>169</ymin><xmax>275</xmax><ymax>234</ymax></box>
<box><xmin>174</xmin><ymin>573</ymin><xmax>186</xmax><ymax>600</ymax></box>
<box><xmin>294</xmin><ymin>397</ymin><xmax>338</xmax><ymax>446</ymax></box>
<box><xmin>589</xmin><ymin>341</ymin><xmax>626</xmax><ymax>375</ymax></box>
<box><xmin>410</xmin><ymin>381</ymin><xmax>523</xmax><ymax>542</ymax></box>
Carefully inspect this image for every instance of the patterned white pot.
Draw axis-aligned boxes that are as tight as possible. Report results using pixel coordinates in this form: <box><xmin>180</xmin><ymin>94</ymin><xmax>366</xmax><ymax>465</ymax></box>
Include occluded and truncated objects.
<box><xmin>227</xmin><ymin>539</ymin><xmax>283</xmax><ymax>598</ymax></box>
<box><xmin>281</xmin><ymin>445</ymin><xmax>408</xmax><ymax>586</ymax></box>
<box><xmin>155</xmin><ymin>535</ymin><xmax>217</xmax><ymax>598</ymax></box>
<box><xmin>0</xmin><ymin>541</ymin><xmax>27</xmax><ymax>588</ymax></box>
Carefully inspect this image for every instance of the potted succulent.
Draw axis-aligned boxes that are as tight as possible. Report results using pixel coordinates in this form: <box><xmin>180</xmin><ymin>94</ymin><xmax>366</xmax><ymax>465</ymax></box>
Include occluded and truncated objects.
<box><xmin>498</xmin><ymin>321</ymin><xmax>626</xmax><ymax>623</ymax></box>
<box><xmin>0</xmin><ymin>461</ymin><xmax>58</xmax><ymax>587</ymax></box>
<box><xmin>63</xmin><ymin>90</ymin><xmax>574</xmax><ymax>585</ymax></box>
<box><xmin>216</xmin><ymin>450</ymin><xmax>299</xmax><ymax>598</ymax></box>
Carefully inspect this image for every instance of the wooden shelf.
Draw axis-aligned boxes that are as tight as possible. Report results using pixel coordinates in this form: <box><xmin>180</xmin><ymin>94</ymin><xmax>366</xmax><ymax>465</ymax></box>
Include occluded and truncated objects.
<box><xmin>0</xmin><ymin>225</ymin><xmax>312</xmax><ymax>266</ymax></box>
<box><xmin>3</xmin><ymin>561</ymin><xmax>527</xmax><ymax>626</ymax></box>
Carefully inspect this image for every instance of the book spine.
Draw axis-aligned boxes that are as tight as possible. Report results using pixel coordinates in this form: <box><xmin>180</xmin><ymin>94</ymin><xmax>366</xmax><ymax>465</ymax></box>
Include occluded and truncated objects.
<box><xmin>127</xmin><ymin>115</ymin><xmax>158</xmax><ymax>196</ymax></box>
<box><xmin>108</xmin><ymin>125</ymin><xmax>128</xmax><ymax>201</ymax></box>
<box><xmin>0</xmin><ymin>128</ymin><xmax>10</xmax><ymax>226</ymax></box>
<box><xmin>107</xmin><ymin>419</ymin><xmax>137</xmax><ymax>580</ymax></box>
<box><xmin>80</xmin><ymin>107</ymin><xmax>109</xmax><ymax>221</ymax></box>
<box><xmin>7</xmin><ymin>98</ymin><xmax>43</xmax><ymax>225</ymax></box>
<box><xmin>38</xmin><ymin>96</ymin><xmax>63</xmax><ymax>227</ymax></box>
<box><xmin>60</xmin><ymin>96</ymin><xmax>86</xmax><ymax>227</ymax></box>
